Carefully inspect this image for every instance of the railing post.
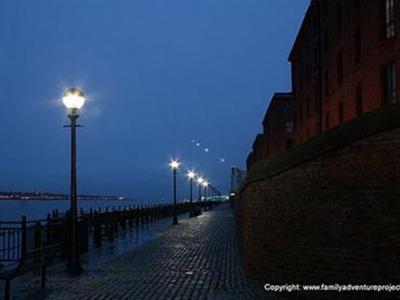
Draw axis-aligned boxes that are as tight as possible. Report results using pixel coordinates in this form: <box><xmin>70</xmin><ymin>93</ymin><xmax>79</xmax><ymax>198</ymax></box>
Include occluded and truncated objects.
<box><xmin>34</xmin><ymin>221</ymin><xmax>42</xmax><ymax>249</ymax></box>
<box><xmin>4</xmin><ymin>278</ymin><xmax>10</xmax><ymax>300</ymax></box>
<box><xmin>21</xmin><ymin>215</ymin><xmax>27</xmax><ymax>258</ymax></box>
<box><xmin>46</xmin><ymin>214</ymin><xmax>52</xmax><ymax>245</ymax></box>
<box><xmin>113</xmin><ymin>208</ymin><xmax>118</xmax><ymax>234</ymax></box>
<box><xmin>94</xmin><ymin>210</ymin><xmax>102</xmax><ymax>248</ymax></box>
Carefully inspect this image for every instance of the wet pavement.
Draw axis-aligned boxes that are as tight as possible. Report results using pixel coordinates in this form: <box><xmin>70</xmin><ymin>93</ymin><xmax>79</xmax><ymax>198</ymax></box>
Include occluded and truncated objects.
<box><xmin>11</xmin><ymin>204</ymin><xmax>271</xmax><ymax>299</ymax></box>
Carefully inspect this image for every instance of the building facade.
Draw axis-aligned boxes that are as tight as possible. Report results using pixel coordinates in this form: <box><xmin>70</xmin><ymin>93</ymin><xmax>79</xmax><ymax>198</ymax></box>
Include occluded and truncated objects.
<box><xmin>289</xmin><ymin>0</ymin><xmax>322</xmax><ymax>144</ymax></box>
<box><xmin>291</xmin><ymin>0</ymin><xmax>400</xmax><ymax>139</ymax></box>
<box><xmin>262</xmin><ymin>93</ymin><xmax>294</xmax><ymax>157</ymax></box>
<box><xmin>247</xmin><ymin>93</ymin><xmax>293</xmax><ymax>170</ymax></box>
<box><xmin>247</xmin><ymin>0</ymin><xmax>400</xmax><ymax>170</ymax></box>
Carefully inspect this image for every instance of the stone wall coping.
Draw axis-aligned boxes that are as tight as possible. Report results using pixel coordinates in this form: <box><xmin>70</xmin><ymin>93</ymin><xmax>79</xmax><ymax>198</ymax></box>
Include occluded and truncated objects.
<box><xmin>242</xmin><ymin>103</ymin><xmax>400</xmax><ymax>190</ymax></box>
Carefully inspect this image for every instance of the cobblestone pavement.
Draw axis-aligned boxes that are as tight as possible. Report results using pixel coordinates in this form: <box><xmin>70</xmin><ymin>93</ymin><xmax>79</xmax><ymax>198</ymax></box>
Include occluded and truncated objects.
<box><xmin>19</xmin><ymin>204</ymin><xmax>275</xmax><ymax>300</ymax></box>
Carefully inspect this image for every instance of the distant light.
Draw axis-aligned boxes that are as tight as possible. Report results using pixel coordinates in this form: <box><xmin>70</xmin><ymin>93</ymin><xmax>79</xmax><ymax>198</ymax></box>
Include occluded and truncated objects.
<box><xmin>63</xmin><ymin>88</ymin><xmax>85</xmax><ymax>110</ymax></box>
<box><xmin>197</xmin><ymin>176</ymin><xmax>204</xmax><ymax>184</ymax></box>
<box><xmin>187</xmin><ymin>170</ymin><xmax>196</xmax><ymax>179</ymax></box>
<box><xmin>202</xmin><ymin>180</ymin><xmax>209</xmax><ymax>187</ymax></box>
<box><xmin>230</xmin><ymin>192</ymin><xmax>236</xmax><ymax>197</ymax></box>
<box><xmin>204</xmin><ymin>148</ymin><xmax>209</xmax><ymax>153</ymax></box>
<box><xmin>169</xmin><ymin>159</ymin><xmax>180</xmax><ymax>170</ymax></box>
<box><xmin>196</xmin><ymin>143</ymin><xmax>200</xmax><ymax>147</ymax></box>
<box><xmin>220</xmin><ymin>158</ymin><xmax>225</xmax><ymax>163</ymax></box>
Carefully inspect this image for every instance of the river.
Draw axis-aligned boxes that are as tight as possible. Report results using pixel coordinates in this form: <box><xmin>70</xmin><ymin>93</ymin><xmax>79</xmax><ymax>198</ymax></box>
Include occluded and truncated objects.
<box><xmin>0</xmin><ymin>199</ymin><xmax>165</xmax><ymax>222</ymax></box>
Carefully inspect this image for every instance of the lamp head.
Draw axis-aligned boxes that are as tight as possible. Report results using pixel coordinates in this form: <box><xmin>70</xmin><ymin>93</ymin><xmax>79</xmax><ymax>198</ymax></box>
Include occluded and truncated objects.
<box><xmin>63</xmin><ymin>88</ymin><xmax>85</xmax><ymax>115</ymax></box>
<box><xmin>197</xmin><ymin>177</ymin><xmax>204</xmax><ymax>184</ymax></box>
<box><xmin>202</xmin><ymin>181</ymin><xmax>209</xmax><ymax>187</ymax></box>
<box><xmin>169</xmin><ymin>159</ymin><xmax>180</xmax><ymax>170</ymax></box>
<box><xmin>187</xmin><ymin>170</ymin><xmax>196</xmax><ymax>179</ymax></box>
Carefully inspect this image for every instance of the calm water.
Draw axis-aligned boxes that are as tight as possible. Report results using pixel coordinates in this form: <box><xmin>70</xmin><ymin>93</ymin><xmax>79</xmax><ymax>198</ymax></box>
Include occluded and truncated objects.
<box><xmin>0</xmin><ymin>199</ymin><xmax>166</xmax><ymax>222</ymax></box>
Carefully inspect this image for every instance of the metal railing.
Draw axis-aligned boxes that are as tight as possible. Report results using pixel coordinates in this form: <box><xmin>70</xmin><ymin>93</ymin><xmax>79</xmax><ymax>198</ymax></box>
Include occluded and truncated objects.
<box><xmin>0</xmin><ymin>201</ymin><xmax>219</xmax><ymax>265</ymax></box>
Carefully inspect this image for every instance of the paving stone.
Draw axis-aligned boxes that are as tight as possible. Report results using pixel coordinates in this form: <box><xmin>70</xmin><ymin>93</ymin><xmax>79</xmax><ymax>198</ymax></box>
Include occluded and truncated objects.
<box><xmin>17</xmin><ymin>204</ymin><xmax>274</xmax><ymax>300</ymax></box>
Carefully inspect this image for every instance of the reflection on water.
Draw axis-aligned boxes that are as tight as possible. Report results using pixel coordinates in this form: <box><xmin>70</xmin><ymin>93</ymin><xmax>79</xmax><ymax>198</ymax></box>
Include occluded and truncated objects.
<box><xmin>0</xmin><ymin>199</ymin><xmax>166</xmax><ymax>221</ymax></box>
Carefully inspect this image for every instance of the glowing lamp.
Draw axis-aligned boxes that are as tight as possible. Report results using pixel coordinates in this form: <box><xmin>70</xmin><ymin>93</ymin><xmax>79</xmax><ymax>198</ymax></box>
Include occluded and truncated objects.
<box><xmin>169</xmin><ymin>159</ymin><xmax>180</xmax><ymax>170</ymax></box>
<box><xmin>63</xmin><ymin>88</ymin><xmax>85</xmax><ymax>111</ymax></box>
<box><xmin>187</xmin><ymin>170</ymin><xmax>196</xmax><ymax>179</ymax></box>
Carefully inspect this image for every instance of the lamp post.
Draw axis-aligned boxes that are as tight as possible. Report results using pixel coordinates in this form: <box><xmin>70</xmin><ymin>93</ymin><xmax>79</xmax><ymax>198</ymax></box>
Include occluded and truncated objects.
<box><xmin>203</xmin><ymin>180</ymin><xmax>209</xmax><ymax>209</ymax></box>
<box><xmin>196</xmin><ymin>176</ymin><xmax>204</xmax><ymax>210</ymax></box>
<box><xmin>203</xmin><ymin>181</ymin><xmax>209</xmax><ymax>199</ymax></box>
<box><xmin>197</xmin><ymin>176</ymin><xmax>204</xmax><ymax>201</ymax></box>
<box><xmin>169</xmin><ymin>159</ymin><xmax>180</xmax><ymax>225</ymax></box>
<box><xmin>187</xmin><ymin>170</ymin><xmax>196</xmax><ymax>217</ymax></box>
<box><xmin>63</xmin><ymin>88</ymin><xmax>85</xmax><ymax>275</ymax></box>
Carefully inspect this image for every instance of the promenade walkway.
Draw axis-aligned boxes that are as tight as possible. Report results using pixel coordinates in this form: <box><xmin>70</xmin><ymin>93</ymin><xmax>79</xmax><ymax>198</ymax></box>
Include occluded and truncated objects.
<box><xmin>19</xmin><ymin>204</ymin><xmax>272</xmax><ymax>300</ymax></box>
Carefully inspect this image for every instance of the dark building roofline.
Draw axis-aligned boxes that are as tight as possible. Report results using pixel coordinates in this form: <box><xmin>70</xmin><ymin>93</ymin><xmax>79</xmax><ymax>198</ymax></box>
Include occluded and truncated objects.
<box><xmin>288</xmin><ymin>0</ymin><xmax>314</xmax><ymax>61</ymax></box>
<box><xmin>252</xmin><ymin>133</ymin><xmax>265</xmax><ymax>149</ymax></box>
<box><xmin>262</xmin><ymin>92</ymin><xmax>293</xmax><ymax>125</ymax></box>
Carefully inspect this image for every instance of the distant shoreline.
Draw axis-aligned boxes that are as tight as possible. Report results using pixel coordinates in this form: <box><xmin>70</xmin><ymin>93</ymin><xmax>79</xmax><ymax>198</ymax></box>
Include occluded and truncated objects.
<box><xmin>0</xmin><ymin>192</ymin><xmax>125</xmax><ymax>201</ymax></box>
<box><xmin>0</xmin><ymin>198</ymin><xmax>129</xmax><ymax>201</ymax></box>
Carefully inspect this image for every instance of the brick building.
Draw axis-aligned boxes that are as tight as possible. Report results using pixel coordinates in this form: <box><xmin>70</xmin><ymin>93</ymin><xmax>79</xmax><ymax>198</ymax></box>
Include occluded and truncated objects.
<box><xmin>262</xmin><ymin>93</ymin><xmax>294</xmax><ymax>157</ymax></box>
<box><xmin>247</xmin><ymin>93</ymin><xmax>293</xmax><ymax>170</ymax></box>
<box><xmin>289</xmin><ymin>0</ymin><xmax>322</xmax><ymax>144</ymax></box>
<box><xmin>247</xmin><ymin>0</ymin><xmax>400</xmax><ymax>170</ymax></box>
<box><xmin>291</xmin><ymin>0</ymin><xmax>400</xmax><ymax>141</ymax></box>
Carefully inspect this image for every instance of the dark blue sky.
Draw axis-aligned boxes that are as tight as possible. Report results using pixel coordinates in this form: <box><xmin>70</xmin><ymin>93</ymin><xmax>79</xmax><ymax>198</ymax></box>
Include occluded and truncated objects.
<box><xmin>0</xmin><ymin>0</ymin><xmax>309</xmax><ymax>201</ymax></box>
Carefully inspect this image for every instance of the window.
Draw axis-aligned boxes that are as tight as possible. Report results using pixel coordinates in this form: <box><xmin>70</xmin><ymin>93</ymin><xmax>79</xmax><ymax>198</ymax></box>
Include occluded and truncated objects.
<box><xmin>314</xmin><ymin>48</ymin><xmax>319</xmax><ymax>70</ymax></box>
<box><xmin>355</xmin><ymin>84</ymin><xmax>363</xmax><ymax>115</ymax></box>
<box><xmin>322</xmin><ymin>0</ymin><xmax>328</xmax><ymax>16</ymax></box>
<box><xmin>299</xmin><ymin>104</ymin><xmax>303</xmax><ymax>125</ymax></box>
<box><xmin>354</xmin><ymin>27</ymin><xmax>361</xmax><ymax>65</ymax></box>
<box><xmin>336</xmin><ymin>3</ymin><xmax>343</xmax><ymax>35</ymax></box>
<box><xmin>286</xmin><ymin>139</ymin><xmax>293</xmax><ymax>149</ymax></box>
<box><xmin>337</xmin><ymin>52</ymin><xmax>343</xmax><ymax>84</ymax></box>
<box><xmin>325</xmin><ymin>69</ymin><xmax>329</xmax><ymax>96</ymax></box>
<box><xmin>286</xmin><ymin>121</ymin><xmax>294</xmax><ymax>134</ymax></box>
<box><xmin>354</xmin><ymin>0</ymin><xmax>360</xmax><ymax>10</ymax></box>
<box><xmin>383</xmin><ymin>63</ymin><xmax>397</xmax><ymax>103</ymax></box>
<box><xmin>299</xmin><ymin>75</ymin><xmax>303</xmax><ymax>93</ymax></box>
<box><xmin>325</xmin><ymin>112</ymin><xmax>330</xmax><ymax>129</ymax></box>
<box><xmin>338</xmin><ymin>101</ymin><xmax>344</xmax><ymax>123</ymax></box>
<box><xmin>298</xmin><ymin>50</ymin><xmax>302</xmax><ymax>65</ymax></box>
<box><xmin>314</xmin><ymin>83</ymin><xmax>320</xmax><ymax>111</ymax></box>
<box><xmin>384</xmin><ymin>0</ymin><xmax>395</xmax><ymax>38</ymax></box>
<box><xmin>324</xmin><ymin>28</ymin><xmax>329</xmax><ymax>52</ymax></box>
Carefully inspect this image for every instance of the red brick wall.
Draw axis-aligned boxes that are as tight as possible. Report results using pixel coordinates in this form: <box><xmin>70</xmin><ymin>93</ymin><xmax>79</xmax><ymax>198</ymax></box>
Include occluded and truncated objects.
<box><xmin>289</xmin><ymin>0</ymin><xmax>322</xmax><ymax>144</ymax></box>
<box><xmin>236</xmin><ymin>123</ymin><xmax>400</xmax><ymax>300</ymax></box>
<box><xmin>262</xmin><ymin>93</ymin><xmax>294</xmax><ymax>158</ymax></box>
<box><xmin>290</xmin><ymin>0</ymin><xmax>400</xmax><ymax>144</ymax></box>
<box><xmin>252</xmin><ymin>134</ymin><xmax>268</xmax><ymax>163</ymax></box>
<box><xmin>320</xmin><ymin>0</ymin><xmax>400</xmax><ymax>131</ymax></box>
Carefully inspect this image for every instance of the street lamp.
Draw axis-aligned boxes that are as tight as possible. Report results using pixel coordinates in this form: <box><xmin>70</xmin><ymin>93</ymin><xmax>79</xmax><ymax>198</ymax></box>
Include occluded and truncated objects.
<box><xmin>169</xmin><ymin>159</ymin><xmax>180</xmax><ymax>225</ymax></box>
<box><xmin>202</xmin><ymin>180</ymin><xmax>209</xmax><ymax>201</ymax></box>
<box><xmin>202</xmin><ymin>181</ymin><xmax>209</xmax><ymax>211</ymax></box>
<box><xmin>196</xmin><ymin>176</ymin><xmax>204</xmax><ymax>201</ymax></box>
<box><xmin>187</xmin><ymin>170</ymin><xmax>196</xmax><ymax>217</ymax></box>
<box><xmin>63</xmin><ymin>87</ymin><xmax>85</xmax><ymax>275</ymax></box>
